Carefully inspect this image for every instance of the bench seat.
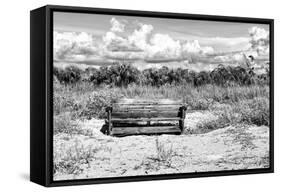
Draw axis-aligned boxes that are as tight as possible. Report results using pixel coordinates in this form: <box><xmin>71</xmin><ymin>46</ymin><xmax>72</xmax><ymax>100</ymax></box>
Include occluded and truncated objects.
<box><xmin>111</xmin><ymin>126</ymin><xmax>181</xmax><ymax>136</ymax></box>
<box><xmin>109</xmin><ymin>117</ymin><xmax>181</xmax><ymax>122</ymax></box>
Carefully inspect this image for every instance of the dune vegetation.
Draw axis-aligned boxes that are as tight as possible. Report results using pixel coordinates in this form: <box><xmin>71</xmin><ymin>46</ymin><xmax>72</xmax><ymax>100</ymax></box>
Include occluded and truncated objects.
<box><xmin>53</xmin><ymin>62</ymin><xmax>270</xmax><ymax>179</ymax></box>
<box><xmin>53</xmin><ymin>62</ymin><xmax>269</xmax><ymax>132</ymax></box>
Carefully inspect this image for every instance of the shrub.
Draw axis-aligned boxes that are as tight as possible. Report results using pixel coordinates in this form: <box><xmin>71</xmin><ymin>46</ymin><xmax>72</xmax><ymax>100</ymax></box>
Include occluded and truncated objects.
<box><xmin>188</xmin><ymin>98</ymin><xmax>213</xmax><ymax>110</ymax></box>
<box><xmin>88</xmin><ymin>63</ymin><xmax>140</xmax><ymax>86</ymax></box>
<box><xmin>212</xmin><ymin>96</ymin><xmax>269</xmax><ymax>126</ymax></box>
<box><xmin>80</xmin><ymin>89</ymin><xmax>123</xmax><ymax>119</ymax></box>
<box><xmin>53</xmin><ymin>95</ymin><xmax>81</xmax><ymax>115</ymax></box>
<box><xmin>239</xmin><ymin>97</ymin><xmax>269</xmax><ymax>126</ymax></box>
<box><xmin>54</xmin><ymin>63</ymin><xmax>269</xmax><ymax>87</ymax></box>
<box><xmin>54</xmin><ymin>66</ymin><xmax>82</xmax><ymax>84</ymax></box>
<box><xmin>54</xmin><ymin>113</ymin><xmax>94</xmax><ymax>136</ymax></box>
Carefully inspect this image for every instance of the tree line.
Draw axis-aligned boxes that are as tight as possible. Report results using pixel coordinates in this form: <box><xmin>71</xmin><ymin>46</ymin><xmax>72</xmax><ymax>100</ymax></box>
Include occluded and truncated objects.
<box><xmin>53</xmin><ymin>63</ymin><xmax>269</xmax><ymax>87</ymax></box>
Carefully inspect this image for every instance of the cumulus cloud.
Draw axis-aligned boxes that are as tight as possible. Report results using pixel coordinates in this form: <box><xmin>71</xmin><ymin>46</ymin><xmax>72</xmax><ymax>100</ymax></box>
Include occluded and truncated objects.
<box><xmin>54</xmin><ymin>18</ymin><xmax>269</xmax><ymax>67</ymax></box>
<box><xmin>146</xmin><ymin>33</ymin><xmax>181</xmax><ymax>59</ymax></box>
<box><xmin>103</xmin><ymin>20</ymin><xmax>149</xmax><ymax>52</ymax></box>
<box><xmin>128</xmin><ymin>23</ymin><xmax>154</xmax><ymax>50</ymax></box>
<box><xmin>103</xmin><ymin>18</ymin><xmax>214</xmax><ymax>62</ymax></box>
<box><xmin>110</xmin><ymin>18</ymin><xmax>125</xmax><ymax>32</ymax></box>
<box><xmin>103</xmin><ymin>31</ymin><xmax>129</xmax><ymax>50</ymax></box>
<box><xmin>248</xmin><ymin>26</ymin><xmax>269</xmax><ymax>55</ymax></box>
<box><xmin>54</xmin><ymin>31</ymin><xmax>99</xmax><ymax>61</ymax></box>
<box><xmin>182</xmin><ymin>40</ymin><xmax>214</xmax><ymax>55</ymax></box>
<box><xmin>209</xmin><ymin>26</ymin><xmax>269</xmax><ymax>64</ymax></box>
<box><xmin>54</xmin><ymin>18</ymin><xmax>216</xmax><ymax>64</ymax></box>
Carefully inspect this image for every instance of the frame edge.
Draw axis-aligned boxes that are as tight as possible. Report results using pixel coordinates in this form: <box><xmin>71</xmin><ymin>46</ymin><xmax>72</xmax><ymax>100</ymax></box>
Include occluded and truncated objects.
<box><xmin>30</xmin><ymin>6</ymin><xmax>48</xmax><ymax>186</ymax></box>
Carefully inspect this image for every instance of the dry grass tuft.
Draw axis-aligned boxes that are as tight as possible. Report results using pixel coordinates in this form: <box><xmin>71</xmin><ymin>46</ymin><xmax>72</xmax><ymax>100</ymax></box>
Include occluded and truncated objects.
<box><xmin>155</xmin><ymin>137</ymin><xmax>174</xmax><ymax>166</ymax></box>
<box><xmin>54</xmin><ymin>139</ymin><xmax>99</xmax><ymax>175</ymax></box>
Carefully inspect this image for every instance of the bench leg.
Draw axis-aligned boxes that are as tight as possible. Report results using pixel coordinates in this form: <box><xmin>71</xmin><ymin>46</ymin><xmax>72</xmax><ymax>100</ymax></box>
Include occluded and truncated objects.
<box><xmin>106</xmin><ymin>106</ymin><xmax>113</xmax><ymax>135</ymax></box>
<box><xmin>179</xmin><ymin>106</ymin><xmax>186</xmax><ymax>134</ymax></box>
<box><xmin>179</xmin><ymin>119</ymin><xmax>184</xmax><ymax>133</ymax></box>
<box><xmin>108</xmin><ymin>122</ymin><xmax>112</xmax><ymax>135</ymax></box>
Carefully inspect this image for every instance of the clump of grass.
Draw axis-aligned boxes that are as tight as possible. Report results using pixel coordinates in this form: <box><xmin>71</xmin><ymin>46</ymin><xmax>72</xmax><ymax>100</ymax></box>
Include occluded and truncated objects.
<box><xmin>53</xmin><ymin>95</ymin><xmax>81</xmax><ymax>115</ymax></box>
<box><xmin>54</xmin><ymin>113</ymin><xmax>93</xmax><ymax>136</ymax></box>
<box><xmin>188</xmin><ymin>98</ymin><xmax>213</xmax><ymax>110</ymax></box>
<box><xmin>155</xmin><ymin>137</ymin><xmax>174</xmax><ymax>166</ymax></box>
<box><xmin>195</xmin><ymin>116</ymin><xmax>231</xmax><ymax>134</ymax></box>
<box><xmin>54</xmin><ymin>113</ymin><xmax>80</xmax><ymax>135</ymax></box>
<box><xmin>54</xmin><ymin>80</ymin><xmax>124</xmax><ymax>120</ymax></box>
<box><xmin>80</xmin><ymin>88</ymin><xmax>123</xmax><ymax>119</ymax></box>
<box><xmin>239</xmin><ymin>97</ymin><xmax>269</xmax><ymax>126</ymax></box>
<box><xmin>54</xmin><ymin>140</ymin><xmax>99</xmax><ymax>175</ymax></box>
<box><xmin>195</xmin><ymin>95</ymin><xmax>269</xmax><ymax>133</ymax></box>
<box><xmin>210</xmin><ymin>96</ymin><xmax>269</xmax><ymax>128</ymax></box>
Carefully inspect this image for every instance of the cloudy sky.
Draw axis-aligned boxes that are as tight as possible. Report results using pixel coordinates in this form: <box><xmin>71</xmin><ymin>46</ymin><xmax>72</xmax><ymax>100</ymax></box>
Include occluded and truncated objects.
<box><xmin>53</xmin><ymin>12</ymin><xmax>270</xmax><ymax>71</ymax></box>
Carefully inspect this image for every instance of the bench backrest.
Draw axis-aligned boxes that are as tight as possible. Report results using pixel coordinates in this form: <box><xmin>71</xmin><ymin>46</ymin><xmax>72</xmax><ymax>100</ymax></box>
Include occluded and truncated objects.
<box><xmin>111</xmin><ymin>99</ymin><xmax>185</xmax><ymax>119</ymax></box>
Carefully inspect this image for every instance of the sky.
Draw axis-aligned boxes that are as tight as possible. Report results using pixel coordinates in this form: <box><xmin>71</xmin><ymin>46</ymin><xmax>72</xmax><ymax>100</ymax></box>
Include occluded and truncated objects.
<box><xmin>53</xmin><ymin>11</ymin><xmax>270</xmax><ymax>71</ymax></box>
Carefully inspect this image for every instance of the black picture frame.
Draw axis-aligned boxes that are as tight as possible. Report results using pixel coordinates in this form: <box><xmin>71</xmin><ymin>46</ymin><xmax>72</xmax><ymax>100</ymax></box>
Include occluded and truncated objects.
<box><xmin>30</xmin><ymin>5</ymin><xmax>274</xmax><ymax>187</ymax></box>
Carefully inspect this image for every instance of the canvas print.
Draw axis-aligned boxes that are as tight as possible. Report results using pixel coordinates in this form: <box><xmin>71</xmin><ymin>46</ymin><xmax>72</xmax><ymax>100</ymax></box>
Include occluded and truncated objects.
<box><xmin>53</xmin><ymin>12</ymin><xmax>270</xmax><ymax>181</ymax></box>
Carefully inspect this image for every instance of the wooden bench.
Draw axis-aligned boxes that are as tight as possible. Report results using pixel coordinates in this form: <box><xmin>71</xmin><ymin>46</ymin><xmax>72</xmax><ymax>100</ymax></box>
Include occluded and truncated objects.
<box><xmin>105</xmin><ymin>99</ymin><xmax>186</xmax><ymax>136</ymax></box>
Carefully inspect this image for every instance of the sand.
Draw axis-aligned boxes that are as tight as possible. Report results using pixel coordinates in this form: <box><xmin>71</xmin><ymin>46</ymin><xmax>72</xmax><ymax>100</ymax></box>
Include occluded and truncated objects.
<box><xmin>53</xmin><ymin>111</ymin><xmax>269</xmax><ymax>180</ymax></box>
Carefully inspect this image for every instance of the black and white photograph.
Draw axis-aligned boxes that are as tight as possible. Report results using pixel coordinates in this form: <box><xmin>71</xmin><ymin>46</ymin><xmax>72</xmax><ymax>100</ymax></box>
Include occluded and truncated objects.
<box><xmin>52</xmin><ymin>11</ymin><xmax>271</xmax><ymax>181</ymax></box>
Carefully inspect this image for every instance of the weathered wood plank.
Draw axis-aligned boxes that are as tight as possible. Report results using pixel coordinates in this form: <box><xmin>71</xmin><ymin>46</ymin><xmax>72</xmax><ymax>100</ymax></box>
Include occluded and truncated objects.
<box><xmin>114</xmin><ymin>103</ymin><xmax>182</xmax><ymax>106</ymax></box>
<box><xmin>113</xmin><ymin>110</ymin><xmax>180</xmax><ymax>114</ymax></box>
<box><xmin>112</xmin><ymin>111</ymin><xmax>179</xmax><ymax>118</ymax></box>
<box><xmin>111</xmin><ymin>126</ymin><xmax>181</xmax><ymax>136</ymax></box>
<box><xmin>111</xmin><ymin>117</ymin><xmax>181</xmax><ymax>122</ymax></box>
<box><xmin>116</xmin><ymin>98</ymin><xmax>183</xmax><ymax>104</ymax></box>
<box><xmin>113</xmin><ymin>106</ymin><xmax>180</xmax><ymax>111</ymax></box>
<box><xmin>112</xmin><ymin>122</ymin><xmax>176</xmax><ymax>127</ymax></box>
<box><xmin>113</xmin><ymin>106</ymin><xmax>181</xmax><ymax>112</ymax></box>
